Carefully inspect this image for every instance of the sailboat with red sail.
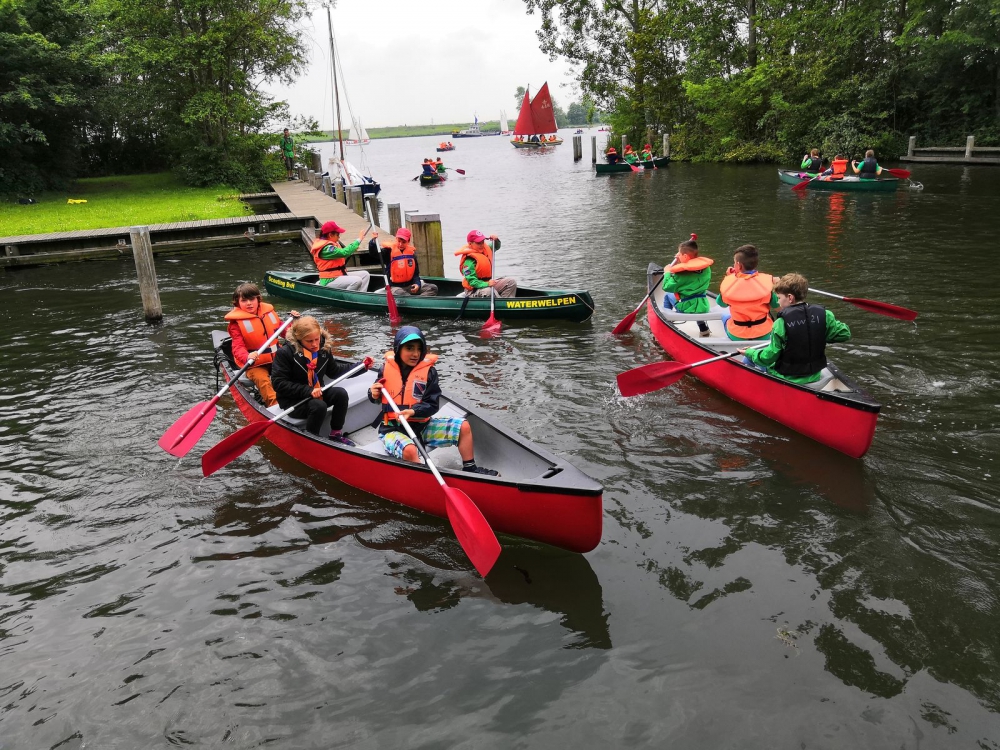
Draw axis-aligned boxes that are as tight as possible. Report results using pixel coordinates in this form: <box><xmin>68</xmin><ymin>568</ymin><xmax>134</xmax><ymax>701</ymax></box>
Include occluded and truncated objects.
<box><xmin>511</xmin><ymin>82</ymin><xmax>563</xmax><ymax>148</ymax></box>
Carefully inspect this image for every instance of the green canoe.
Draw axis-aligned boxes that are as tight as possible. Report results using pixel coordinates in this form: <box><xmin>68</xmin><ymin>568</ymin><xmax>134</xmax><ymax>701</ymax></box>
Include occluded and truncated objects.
<box><xmin>419</xmin><ymin>172</ymin><xmax>445</xmax><ymax>186</ymax></box>
<box><xmin>777</xmin><ymin>169</ymin><xmax>899</xmax><ymax>192</ymax></box>
<box><xmin>264</xmin><ymin>271</ymin><xmax>596</xmax><ymax>323</ymax></box>
<box><xmin>595</xmin><ymin>156</ymin><xmax>670</xmax><ymax>174</ymax></box>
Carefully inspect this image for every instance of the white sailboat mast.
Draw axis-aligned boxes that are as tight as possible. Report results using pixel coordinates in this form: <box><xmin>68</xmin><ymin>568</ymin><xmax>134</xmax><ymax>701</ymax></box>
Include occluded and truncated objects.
<box><xmin>326</xmin><ymin>5</ymin><xmax>344</xmax><ymax>163</ymax></box>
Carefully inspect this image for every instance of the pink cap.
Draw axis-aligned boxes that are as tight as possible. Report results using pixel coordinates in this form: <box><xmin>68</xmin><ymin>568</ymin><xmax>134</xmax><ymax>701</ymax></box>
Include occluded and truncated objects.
<box><xmin>321</xmin><ymin>221</ymin><xmax>345</xmax><ymax>235</ymax></box>
<box><xmin>467</xmin><ymin>230</ymin><xmax>486</xmax><ymax>243</ymax></box>
<box><xmin>396</xmin><ymin>228</ymin><xmax>412</xmax><ymax>241</ymax></box>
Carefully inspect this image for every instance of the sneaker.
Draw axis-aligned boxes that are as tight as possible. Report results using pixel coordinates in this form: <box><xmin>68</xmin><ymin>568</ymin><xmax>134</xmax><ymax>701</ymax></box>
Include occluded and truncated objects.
<box><xmin>329</xmin><ymin>432</ymin><xmax>356</xmax><ymax>447</ymax></box>
<box><xmin>463</xmin><ymin>465</ymin><xmax>499</xmax><ymax>477</ymax></box>
<box><xmin>699</xmin><ymin>329</ymin><xmax>711</xmax><ymax>338</ymax></box>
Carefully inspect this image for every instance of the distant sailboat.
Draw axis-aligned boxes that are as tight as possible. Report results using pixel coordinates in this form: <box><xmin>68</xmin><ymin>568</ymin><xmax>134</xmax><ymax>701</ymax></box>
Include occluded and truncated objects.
<box><xmin>344</xmin><ymin>119</ymin><xmax>370</xmax><ymax>145</ymax></box>
<box><xmin>499</xmin><ymin>110</ymin><xmax>511</xmax><ymax>136</ymax></box>
<box><xmin>324</xmin><ymin>7</ymin><xmax>379</xmax><ymax>196</ymax></box>
<box><xmin>511</xmin><ymin>83</ymin><xmax>563</xmax><ymax>148</ymax></box>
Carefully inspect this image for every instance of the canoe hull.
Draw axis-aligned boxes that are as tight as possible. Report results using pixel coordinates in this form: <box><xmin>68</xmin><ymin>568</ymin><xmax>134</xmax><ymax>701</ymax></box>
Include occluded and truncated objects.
<box><xmin>419</xmin><ymin>173</ymin><xmax>445</xmax><ymax>185</ymax></box>
<box><xmin>777</xmin><ymin>169</ymin><xmax>899</xmax><ymax>192</ymax></box>
<box><xmin>435</xmin><ymin>147</ymin><xmax>455</xmax><ymax>152</ymax></box>
<box><xmin>221</xmin><ymin>357</ymin><xmax>603</xmax><ymax>554</ymax></box>
<box><xmin>644</xmin><ymin>267</ymin><xmax>880</xmax><ymax>457</ymax></box>
<box><xmin>596</xmin><ymin>157</ymin><xmax>670</xmax><ymax>174</ymax></box>
<box><xmin>511</xmin><ymin>139</ymin><xmax>564</xmax><ymax>148</ymax></box>
<box><xmin>265</xmin><ymin>271</ymin><xmax>595</xmax><ymax>322</ymax></box>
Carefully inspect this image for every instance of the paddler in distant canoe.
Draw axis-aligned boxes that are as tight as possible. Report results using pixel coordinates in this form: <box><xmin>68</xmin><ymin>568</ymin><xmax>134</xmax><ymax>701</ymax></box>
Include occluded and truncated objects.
<box><xmin>640</xmin><ymin>143</ymin><xmax>654</xmax><ymax>161</ymax></box>
<box><xmin>421</xmin><ymin>159</ymin><xmax>436</xmax><ymax>176</ymax></box>
<box><xmin>739</xmin><ymin>273</ymin><xmax>851</xmax><ymax>383</ymax></box>
<box><xmin>852</xmin><ymin>149</ymin><xmax>884</xmax><ymax>179</ymax></box>
<box><xmin>456</xmin><ymin>230</ymin><xmax>517</xmax><ymax>298</ymax></box>
<box><xmin>662</xmin><ymin>233</ymin><xmax>712</xmax><ymax>338</ymax></box>
<box><xmin>800</xmin><ymin>148</ymin><xmax>824</xmax><ymax>173</ymax></box>
<box><xmin>819</xmin><ymin>154</ymin><xmax>850</xmax><ymax>180</ymax></box>
<box><xmin>716</xmin><ymin>244</ymin><xmax>779</xmax><ymax>341</ymax></box>
<box><xmin>606</xmin><ymin>146</ymin><xmax>621</xmax><ymax>164</ymax></box>
<box><xmin>435</xmin><ymin>157</ymin><xmax>446</xmax><ymax>175</ymax></box>
<box><xmin>623</xmin><ymin>145</ymin><xmax>639</xmax><ymax>165</ymax></box>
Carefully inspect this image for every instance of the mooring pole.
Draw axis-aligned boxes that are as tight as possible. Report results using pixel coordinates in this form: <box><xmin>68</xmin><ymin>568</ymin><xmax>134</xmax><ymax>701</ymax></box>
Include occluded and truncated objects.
<box><xmin>592</xmin><ymin>135</ymin><xmax>597</xmax><ymax>163</ymax></box>
<box><xmin>405</xmin><ymin>212</ymin><xmax>444</xmax><ymax>277</ymax></box>
<box><xmin>129</xmin><ymin>226</ymin><xmax>162</xmax><ymax>322</ymax></box>
<box><xmin>364</xmin><ymin>194</ymin><xmax>380</xmax><ymax>228</ymax></box>
<box><xmin>388</xmin><ymin>204</ymin><xmax>402</xmax><ymax>235</ymax></box>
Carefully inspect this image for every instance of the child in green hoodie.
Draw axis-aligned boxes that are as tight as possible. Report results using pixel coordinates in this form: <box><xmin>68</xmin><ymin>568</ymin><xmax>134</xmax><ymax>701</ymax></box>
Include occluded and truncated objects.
<box><xmin>662</xmin><ymin>234</ymin><xmax>714</xmax><ymax>337</ymax></box>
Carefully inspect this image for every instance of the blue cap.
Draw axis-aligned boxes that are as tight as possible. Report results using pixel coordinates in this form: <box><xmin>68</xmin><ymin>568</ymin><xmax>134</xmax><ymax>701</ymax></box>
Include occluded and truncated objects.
<box><xmin>399</xmin><ymin>332</ymin><xmax>422</xmax><ymax>346</ymax></box>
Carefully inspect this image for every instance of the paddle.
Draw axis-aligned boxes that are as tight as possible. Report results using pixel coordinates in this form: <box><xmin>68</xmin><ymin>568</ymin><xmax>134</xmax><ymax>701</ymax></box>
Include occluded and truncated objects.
<box><xmin>366</xmin><ymin>204</ymin><xmax>401</xmax><ymax>325</ymax></box>
<box><xmin>480</xmin><ymin>244</ymin><xmax>501</xmax><ymax>338</ymax></box>
<box><xmin>617</xmin><ymin>344</ymin><xmax>768</xmax><ymax>398</ymax></box>
<box><xmin>886</xmin><ymin>168</ymin><xmax>911</xmax><ymax>179</ymax></box>
<box><xmin>808</xmin><ymin>287</ymin><xmax>918</xmax><ymax>321</ymax></box>
<box><xmin>379</xmin><ymin>388</ymin><xmax>501</xmax><ymax>577</ymax></box>
<box><xmin>158</xmin><ymin>315</ymin><xmax>295</xmax><ymax>457</ymax></box>
<box><xmin>612</xmin><ymin>270</ymin><xmax>666</xmax><ymax>334</ymax></box>
<box><xmin>200</xmin><ymin>360</ymin><xmax>372</xmax><ymax>477</ymax></box>
<box><xmin>444</xmin><ymin>168</ymin><xmax>467</xmax><ymax>175</ymax></box>
<box><xmin>792</xmin><ymin>171</ymin><xmax>822</xmax><ymax>191</ymax></box>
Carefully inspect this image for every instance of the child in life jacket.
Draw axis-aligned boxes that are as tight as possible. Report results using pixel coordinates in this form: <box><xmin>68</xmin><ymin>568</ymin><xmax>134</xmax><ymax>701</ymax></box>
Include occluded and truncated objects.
<box><xmin>225</xmin><ymin>283</ymin><xmax>296</xmax><ymax>407</ymax></box>
<box><xmin>662</xmin><ymin>234</ymin><xmax>713</xmax><ymax>337</ymax></box>
<box><xmin>820</xmin><ymin>154</ymin><xmax>849</xmax><ymax>180</ymax></box>
<box><xmin>367</xmin><ymin>326</ymin><xmax>499</xmax><ymax>476</ymax></box>
<box><xmin>368</xmin><ymin>228</ymin><xmax>439</xmax><ymax>296</ymax></box>
<box><xmin>739</xmin><ymin>273</ymin><xmax>851</xmax><ymax>383</ymax></box>
<box><xmin>716</xmin><ymin>244</ymin><xmax>779</xmax><ymax>341</ymax></box>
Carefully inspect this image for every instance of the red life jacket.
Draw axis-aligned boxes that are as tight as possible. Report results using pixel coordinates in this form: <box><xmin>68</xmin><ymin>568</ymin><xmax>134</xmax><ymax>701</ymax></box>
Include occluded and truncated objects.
<box><xmin>310</xmin><ymin>237</ymin><xmax>346</xmax><ymax>278</ymax></box>
<box><xmin>454</xmin><ymin>243</ymin><xmax>493</xmax><ymax>291</ymax></box>
<box><xmin>224</xmin><ymin>301</ymin><xmax>282</xmax><ymax>365</ymax></box>
<box><xmin>384</xmin><ymin>241</ymin><xmax>418</xmax><ymax>284</ymax></box>
<box><xmin>831</xmin><ymin>159</ymin><xmax>849</xmax><ymax>176</ymax></box>
<box><xmin>719</xmin><ymin>271</ymin><xmax>775</xmax><ymax>339</ymax></box>
<box><xmin>380</xmin><ymin>351</ymin><xmax>438</xmax><ymax>425</ymax></box>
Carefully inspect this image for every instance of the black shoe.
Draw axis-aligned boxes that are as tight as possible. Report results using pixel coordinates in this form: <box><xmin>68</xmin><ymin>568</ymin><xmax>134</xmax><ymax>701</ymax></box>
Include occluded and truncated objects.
<box><xmin>464</xmin><ymin>465</ymin><xmax>499</xmax><ymax>476</ymax></box>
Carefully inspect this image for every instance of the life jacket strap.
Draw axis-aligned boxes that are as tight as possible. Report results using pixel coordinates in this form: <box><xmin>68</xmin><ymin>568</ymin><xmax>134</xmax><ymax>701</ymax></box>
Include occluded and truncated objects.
<box><xmin>732</xmin><ymin>315</ymin><xmax>768</xmax><ymax>327</ymax></box>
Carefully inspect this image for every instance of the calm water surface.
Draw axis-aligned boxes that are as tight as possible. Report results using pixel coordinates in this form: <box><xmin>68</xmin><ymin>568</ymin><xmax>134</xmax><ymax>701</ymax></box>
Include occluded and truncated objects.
<box><xmin>2</xmin><ymin>133</ymin><xmax>1000</xmax><ymax>748</ymax></box>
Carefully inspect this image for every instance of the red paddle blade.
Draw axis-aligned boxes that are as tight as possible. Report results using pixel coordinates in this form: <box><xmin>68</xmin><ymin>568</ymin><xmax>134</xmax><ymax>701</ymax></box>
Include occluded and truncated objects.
<box><xmin>617</xmin><ymin>361</ymin><xmax>692</xmax><ymax>397</ymax></box>
<box><xmin>611</xmin><ymin>309</ymin><xmax>639</xmax><ymax>335</ymax></box>
<box><xmin>385</xmin><ymin>289</ymin><xmax>402</xmax><ymax>325</ymax></box>
<box><xmin>792</xmin><ymin>178</ymin><xmax>811</xmax><ymax>191</ymax></box>
<box><xmin>455</xmin><ymin>169</ymin><xmax>466</xmax><ymax>175</ymax></box>
<box><xmin>844</xmin><ymin>297</ymin><xmax>918</xmax><ymax>321</ymax></box>
<box><xmin>443</xmin><ymin>486</ymin><xmax>501</xmax><ymax>577</ymax></box>
<box><xmin>480</xmin><ymin>315</ymin><xmax>501</xmax><ymax>338</ymax></box>
<box><xmin>201</xmin><ymin>420</ymin><xmax>273</xmax><ymax>477</ymax></box>
<box><xmin>887</xmin><ymin>168</ymin><xmax>911</xmax><ymax>179</ymax></box>
<box><xmin>158</xmin><ymin>401</ymin><xmax>216</xmax><ymax>457</ymax></box>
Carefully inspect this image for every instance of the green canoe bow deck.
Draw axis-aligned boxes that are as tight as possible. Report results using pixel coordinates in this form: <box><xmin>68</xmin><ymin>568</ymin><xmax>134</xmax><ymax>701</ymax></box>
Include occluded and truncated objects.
<box><xmin>264</xmin><ymin>272</ymin><xmax>595</xmax><ymax>322</ymax></box>
<box><xmin>777</xmin><ymin>169</ymin><xmax>900</xmax><ymax>192</ymax></box>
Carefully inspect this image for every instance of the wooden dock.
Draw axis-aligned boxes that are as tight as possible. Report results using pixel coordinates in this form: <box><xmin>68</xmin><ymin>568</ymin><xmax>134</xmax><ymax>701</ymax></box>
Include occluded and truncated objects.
<box><xmin>900</xmin><ymin>135</ymin><xmax>1000</xmax><ymax>166</ymax></box>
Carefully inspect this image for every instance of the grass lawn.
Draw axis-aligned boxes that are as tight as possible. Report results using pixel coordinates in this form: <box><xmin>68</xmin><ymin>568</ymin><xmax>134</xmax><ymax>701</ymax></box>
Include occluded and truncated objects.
<box><xmin>0</xmin><ymin>173</ymin><xmax>252</xmax><ymax>237</ymax></box>
<box><xmin>296</xmin><ymin>121</ymin><xmax>506</xmax><ymax>142</ymax></box>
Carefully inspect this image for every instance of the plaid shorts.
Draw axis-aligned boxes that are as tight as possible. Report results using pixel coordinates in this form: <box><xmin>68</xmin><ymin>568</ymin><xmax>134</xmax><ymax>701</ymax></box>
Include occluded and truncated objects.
<box><xmin>381</xmin><ymin>416</ymin><xmax>464</xmax><ymax>458</ymax></box>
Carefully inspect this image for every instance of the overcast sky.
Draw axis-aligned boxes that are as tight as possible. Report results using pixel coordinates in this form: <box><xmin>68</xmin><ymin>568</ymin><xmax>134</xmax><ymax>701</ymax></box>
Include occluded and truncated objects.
<box><xmin>265</xmin><ymin>0</ymin><xmax>580</xmax><ymax>130</ymax></box>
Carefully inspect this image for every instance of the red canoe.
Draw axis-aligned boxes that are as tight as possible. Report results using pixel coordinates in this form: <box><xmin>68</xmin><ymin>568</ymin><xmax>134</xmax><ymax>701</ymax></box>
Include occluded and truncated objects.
<box><xmin>642</xmin><ymin>264</ymin><xmax>880</xmax><ymax>457</ymax></box>
<box><xmin>210</xmin><ymin>332</ymin><xmax>603</xmax><ymax>553</ymax></box>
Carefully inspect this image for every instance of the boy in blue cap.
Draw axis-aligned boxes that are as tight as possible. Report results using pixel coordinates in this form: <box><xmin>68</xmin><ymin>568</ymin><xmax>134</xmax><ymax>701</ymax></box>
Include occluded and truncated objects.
<box><xmin>367</xmin><ymin>326</ymin><xmax>498</xmax><ymax>475</ymax></box>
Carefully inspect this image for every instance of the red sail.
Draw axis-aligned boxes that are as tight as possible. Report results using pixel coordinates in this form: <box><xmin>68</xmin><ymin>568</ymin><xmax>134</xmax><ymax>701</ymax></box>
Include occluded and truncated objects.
<box><xmin>529</xmin><ymin>82</ymin><xmax>558</xmax><ymax>134</ymax></box>
<box><xmin>513</xmin><ymin>87</ymin><xmax>536</xmax><ymax>136</ymax></box>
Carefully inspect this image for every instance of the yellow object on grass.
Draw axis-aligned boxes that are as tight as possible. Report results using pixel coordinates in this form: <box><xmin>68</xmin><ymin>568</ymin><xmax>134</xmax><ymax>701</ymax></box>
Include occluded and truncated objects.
<box><xmin>67</xmin><ymin>199</ymin><xmax>88</xmax><ymax>204</ymax></box>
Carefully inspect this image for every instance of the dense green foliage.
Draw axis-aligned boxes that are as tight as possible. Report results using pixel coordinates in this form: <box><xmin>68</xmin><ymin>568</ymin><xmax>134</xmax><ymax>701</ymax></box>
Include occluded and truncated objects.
<box><xmin>524</xmin><ymin>0</ymin><xmax>1000</xmax><ymax>161</ymax></box>
<box><xmin>0</xmin><ymin>172</ymin><xmax>250</xmax><ymax>235</ymax></box>
<box><xmin>1</xmin><ymin>0</ymin><xmax>308</xmax><ymax>200</ymax></box>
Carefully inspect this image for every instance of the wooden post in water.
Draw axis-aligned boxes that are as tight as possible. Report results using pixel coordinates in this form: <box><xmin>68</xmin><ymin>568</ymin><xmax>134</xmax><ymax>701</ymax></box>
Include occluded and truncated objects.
<box><xmin>322</xmin><ymin>174</ymin><xmax>331</xmax><ymax>196</ymax></box>
<box><xmin>364</xmin><ymin>194</ymin><xmax>379</xmax><ymax>227</ymax></box>
<box><xmin>334</xmin><ymin>178</ymin><xmax>345</xmax><ymax>204</ymax></box>
<box><xmin>965</xmin><ymin>136</ymin><xmax>975</xmax><ymax>159</ymax></box>
<box><xmin>662</xmin><ymin>133</ymin><xmax>671</xmax><ymax>158</ymax></box>
<box><xmin>129</xmin><ymin>226</ymin><xmax>162</xmax><ymax>322</ymax></box>
<box><xmin>907</xmin><ymin>136</ymin><xmax>916</xmax><ymax>157</ymax></box>
<box><xmin>405</xmin><ymin>212</ymin><xmax>444</xmax><ymax>277</ymax></box>
<box><xmin>592</xmin><ymin>135</ymin><xmax>597</xmax><ymax>163</ymax></box>
<box><xmin>621</xmin><ymin>135</ymin><xmax>628</xmax><ymax>153</ymax></box>
<box><xmin>388</xmin><ymin>204</ymin><xmax>402</xmax><ymax>235</ymax></box>
<box><xmin>571</xmin><ymin>135</ymin><xmax>580</xmax><ymax>160</ymax></box>
<box><xmin>312</xmin><ymin>151</ymin><xmax>322</xmax><ymax>173</ymax></box>
<box><xmin>349</xmin><ymin>187</ymin><xmax>364</xmax><ymax>217</ymax></box>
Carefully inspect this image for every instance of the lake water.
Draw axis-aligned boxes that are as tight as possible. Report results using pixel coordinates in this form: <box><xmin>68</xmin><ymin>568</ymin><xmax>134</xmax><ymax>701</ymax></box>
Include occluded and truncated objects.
<box><xmin>2</xmin><ymin>132</ymin><xmax>999</xmax><ymax>748</ymax></box>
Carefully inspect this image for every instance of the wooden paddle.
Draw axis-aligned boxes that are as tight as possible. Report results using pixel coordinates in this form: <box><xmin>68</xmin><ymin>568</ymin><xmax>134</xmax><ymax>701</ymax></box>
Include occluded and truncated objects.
<box><xmin>792</xmin><ymin>171</ymin><xmax>822</xmax><ymax>191</ymax></box>
<box><xmin>480</xmin><ymin>243</ymin><xmax>501</xmax><ymax>338</ymax></box>
<box><xmin>379</xmin><ymin>389</ymin><xmax>501</xmax><ymax>577</ymax></box>
<box><xmin>886</xmin><ymin>168</ymin><xmax>911</xmax><ymax>179</ymax></box>
<box><xmin>808</xmin><ymin>288</ymin><xmax>918</xmax><ymax>321</ymax></box>
<box><xmin>617</xmin><ymin>344</ymin><xmax>768</xmax><ymax>398</ymax></box>
<box><xmin>611</xmin><ymin>270</ymin><xmax>666</xmax><ymax>334</ymax></box>
<box><xmin>158</xmin><ymin>315</ymin><xmax>295</xmax><ymax>457</ymax></box>
<box><xmin>366</xmin><ymin>204</ymin><xmax>401</xmax><ymax>325</ymax></box>
<box><xmin>200</xmin><ymin>360</ymin><xmax>371</xmax><ymax>477</ymax></box>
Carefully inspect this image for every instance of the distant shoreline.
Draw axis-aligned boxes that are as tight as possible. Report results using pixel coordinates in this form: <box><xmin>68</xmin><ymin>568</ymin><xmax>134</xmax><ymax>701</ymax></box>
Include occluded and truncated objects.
<box><xmin>297</xmin><ymin>122</ymin><xmax>601</xmax><ymax>143</ymax></box>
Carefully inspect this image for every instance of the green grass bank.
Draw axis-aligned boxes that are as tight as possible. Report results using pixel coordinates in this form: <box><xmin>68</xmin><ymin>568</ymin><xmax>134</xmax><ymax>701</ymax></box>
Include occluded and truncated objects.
<box><xmin>297</xmin><ymin>121</ymin><xmax>507</xmax><ymax>143</ymax></box>
<box><xmin>0</xmin><ymin>173</ymin><xmax>250</xmax><ymax>237</ymax></box>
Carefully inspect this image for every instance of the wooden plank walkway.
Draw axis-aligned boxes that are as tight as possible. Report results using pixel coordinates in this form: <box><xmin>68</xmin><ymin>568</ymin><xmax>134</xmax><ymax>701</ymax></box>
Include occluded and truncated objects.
<box><xmin>900</xmin><ymin>155</ymin><xmax>1000</xmax><ymax>166</ymax></box>
<box><xmin>270</xmin><ymin>180</ymin><xmax>392</xmax><ymax>239</ymax></box>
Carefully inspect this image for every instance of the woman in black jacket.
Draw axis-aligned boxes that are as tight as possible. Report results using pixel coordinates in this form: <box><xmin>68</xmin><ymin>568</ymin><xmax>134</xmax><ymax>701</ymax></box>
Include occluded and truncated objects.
<box><xmin>270</xmin><ymin>316</ymin><xmax>369</xmax><ymax>445</ymax></box>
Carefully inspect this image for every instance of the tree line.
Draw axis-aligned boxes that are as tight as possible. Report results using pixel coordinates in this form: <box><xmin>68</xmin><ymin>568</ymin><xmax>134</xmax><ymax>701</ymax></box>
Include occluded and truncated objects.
<box><xmin>1</xmin><ymin>0</ymin><xmax>309</xmax><ymax>199</ymax></box>
<box><xmin>523</xmin><ymin>0</ymin><xmax>1000</xmax><ymax>161</ymax></box>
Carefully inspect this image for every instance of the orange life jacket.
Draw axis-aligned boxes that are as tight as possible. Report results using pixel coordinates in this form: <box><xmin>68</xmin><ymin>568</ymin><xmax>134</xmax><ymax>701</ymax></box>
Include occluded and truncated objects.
<box><xmin>384</xmin><ymin>241</ymin><xmax>418</xmax><ymax>284</ymax></box>
<box><xmin>669</xmin><ymin>257</ymin><xmax>713</xmax><ymax>274</ymax></box>
<box><xmin>224</xmin><ymin>301</ymin><xmax>282</xmax><ymax>365</ymax></box>
<box><xmin>719</xmin><ymin>271</ymin><xmax>775</xmax><ymax>339</ymax></box>
<box><xmin>454</xmin><ymin>243</ymin><xmax>493</xmax><ymax>291</ymax></box>
<box><xmin>310</xmin><ymin>237</ymin><xmax>347</xmax><ymax>278</ymax></box>
<box><xmin>380</xmin><ymin>351</ymin><xmax>439</xmax><ymax>425</ymax></box>
<box><xmin>831</xmin><ymin>159</ymin><xmax>848</xmax><ymax>176</ymax></box>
